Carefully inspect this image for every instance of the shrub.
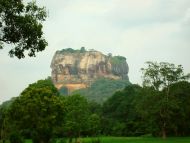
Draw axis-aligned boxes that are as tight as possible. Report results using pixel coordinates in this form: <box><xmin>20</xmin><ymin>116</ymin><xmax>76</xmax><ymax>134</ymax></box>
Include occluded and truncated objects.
<box><xmin>49</xmin><ymin>138</ymin><xmax>57</xmax><ymax>143</ymax></box>
<box><xmin>9</xmin><ymin>132</ymin><xmax>24</xmax><ymax>143</ymax></box>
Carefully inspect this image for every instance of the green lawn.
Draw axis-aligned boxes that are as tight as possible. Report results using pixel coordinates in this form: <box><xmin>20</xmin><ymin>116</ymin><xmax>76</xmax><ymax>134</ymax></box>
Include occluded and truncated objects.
<box><xmin>82</xmin><ymin>137</ymin><xmax>190</xmax><ymax>143</ymax></box>
<box><xmin>1</xmin><ymin>137</ymin><xmax>190</xmax><ymax>143</ymax></box>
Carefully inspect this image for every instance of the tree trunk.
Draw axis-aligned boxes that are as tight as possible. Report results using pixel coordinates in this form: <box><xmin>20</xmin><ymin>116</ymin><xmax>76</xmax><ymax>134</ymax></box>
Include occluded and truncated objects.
<box><xmin>162</xmin><ymin>127</ymin><xmax>166</xmax><ymax>139</ymax></box>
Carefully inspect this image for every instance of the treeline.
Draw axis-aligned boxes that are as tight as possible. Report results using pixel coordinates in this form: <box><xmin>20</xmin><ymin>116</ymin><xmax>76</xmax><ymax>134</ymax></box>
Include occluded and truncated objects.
<box><xmin>0</xmin><ymin>79</ymin><xmax>101</xmax><ymax>143</ymax></box>
<box><xmin>1</xmin><ymin>80</ymin><xmax>190</xmax><ymax>143</ymax></box>
<box><xmin>0</xmin><ymin>62</ymin><xmax>190</xmax><ymax>143</ymax></box>
<box><xmin>102</xmin><ymin>82</ymin><xmax>190</xmax><ymax>137</ymax></box>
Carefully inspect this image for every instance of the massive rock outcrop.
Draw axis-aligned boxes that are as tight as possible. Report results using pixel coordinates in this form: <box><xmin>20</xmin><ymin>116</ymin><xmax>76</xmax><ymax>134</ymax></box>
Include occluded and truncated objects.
<box><xmin>50</xmin><ymin>48</ymin><xmax>129</xmax><ymax>94</ymax></box>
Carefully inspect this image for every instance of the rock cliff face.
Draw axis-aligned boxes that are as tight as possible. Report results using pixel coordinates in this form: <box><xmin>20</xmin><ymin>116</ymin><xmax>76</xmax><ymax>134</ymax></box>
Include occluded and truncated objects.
<box><xmin>50</xmin><ymin>48</ymin><xmax>129</xmax><ymax>94</ymax></box>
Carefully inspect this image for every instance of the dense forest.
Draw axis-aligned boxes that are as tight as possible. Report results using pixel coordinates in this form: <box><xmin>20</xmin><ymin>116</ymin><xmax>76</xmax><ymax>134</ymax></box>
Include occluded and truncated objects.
<box><xmin>0</xmin><ymin>61</ymin><xmax>190</xmax><ymax>143</ymax></box>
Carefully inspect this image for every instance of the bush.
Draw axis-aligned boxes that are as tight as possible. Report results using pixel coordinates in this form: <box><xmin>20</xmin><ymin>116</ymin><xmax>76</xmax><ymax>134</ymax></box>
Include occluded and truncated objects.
<box><xmin>9</xmin><ymin>132</ymin><xmax>24</xmax><ymax>143</ymax></box>
<box><xmin>49</xmin><ymin>138</ymin><xmax>57</xmax><ymax>143</ymax></box>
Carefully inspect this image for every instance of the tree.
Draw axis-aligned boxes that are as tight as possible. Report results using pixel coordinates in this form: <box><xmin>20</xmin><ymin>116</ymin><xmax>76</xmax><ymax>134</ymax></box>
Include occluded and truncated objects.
<box><xmin>141</xmin><ymin>61</ymin><xmax>190</xmax><ymax>139</ymax></box>
<box><xmin>0</xmin><ymin>97</ymin><xmax>15</xmax><ymax>143</ymax></box>
<box><xmin>80</xmin><ymin>47</ymin><xmax>86</xmax><ymax>52</ymax></box>
<box><xmin>135</xmin><ymin>86</ymin><xmax>165</xmax><ymax>137</ymax></box>
<box><xmin>0</xmin><ymin>108</ymin><xmax>9</xmax><ymax>143</ymax></box>
<box><xmin>168</xmin><ymin>81</ymin><xmax>190</xmax><ymax>136</ymax></box>
<box><xmin>141</xmin><ymin>61</ymin><xmax>189</xmax><ymax>91</ymax></box>
<box><xmin>136</xmin><ymin>81</ymin><xmax>190</xmax><ymax>137</ymax></box>
<box><xmin>88</xmin><ymin>101</ymin><xmax>102</xmax><ymax>116</ymax></box>
<box><xmin>0</xmin><ymin>0</ymin><xmax>48</xmax><ymax>59</ymax></box>
<box><xmin>102</xmin><ymin>84</ymin><xmax>144</xmax><ymax>136</ymax></box>
<box><xmin>65</xmin><ymin>94</ymin><xmax>90</xmax><ymax>143</ymax></box>
<box><xmin>88</xmin><ymin>114</ymin><xmax>101</xmax><ymax>136</ymax></box>
<box><xmin>21</xmin><ymin>78</ymin><xmax>59</xmax><ymax>96</ymax></box>
<box><xmin>7</xmin><ymin>79</ymin><xmax>65</xmax><ymax>143</ymax></box>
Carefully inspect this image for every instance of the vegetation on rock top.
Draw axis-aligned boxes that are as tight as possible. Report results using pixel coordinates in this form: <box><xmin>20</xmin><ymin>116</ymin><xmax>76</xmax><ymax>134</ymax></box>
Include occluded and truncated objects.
<box><xmin>110</xmin><ymin>56</ymin><xmax>126</xmax><ymax>65</ymax></box>
<box><xmin>59</xmin><ymin>47</ymin><xmax>87</xmax><ymax>54</ymax></box>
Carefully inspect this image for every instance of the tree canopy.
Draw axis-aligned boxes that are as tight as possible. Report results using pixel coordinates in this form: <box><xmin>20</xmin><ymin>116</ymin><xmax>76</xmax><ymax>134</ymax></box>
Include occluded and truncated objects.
<box><xmin>140</xmin><ymin>61</ymin><xmax>190</xmax><ymax>139</ymax></box>
<box><xmin>7</xmin><ymin>79</ymin><xmax>65</xmax><ymax>143</ymax></box>
<box><xmin>141</xmin><ymin>61</ymin><xmax>189</xmax><ymax>90</ymax></box>
<box><xmin>65</xmin><ymin>94</ymin><xmax>90</xmax><ymax>143</ymax></box>
<box><xmin>1</xmin><ymin>61</ymin><xmax>190</xmax><ymax>142</ymax></box>
<box><xmin>0</xmin><ymin>0</ymin><xmax>47</xmax><ymax>59</ymax></box>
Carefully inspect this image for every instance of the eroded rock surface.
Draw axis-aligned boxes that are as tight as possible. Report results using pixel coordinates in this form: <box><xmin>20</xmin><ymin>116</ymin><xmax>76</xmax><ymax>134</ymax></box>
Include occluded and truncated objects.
<box><xmin>50</xmin><ymin>48</ymin><xmax>129</xmax><ymax>93</ymax></box>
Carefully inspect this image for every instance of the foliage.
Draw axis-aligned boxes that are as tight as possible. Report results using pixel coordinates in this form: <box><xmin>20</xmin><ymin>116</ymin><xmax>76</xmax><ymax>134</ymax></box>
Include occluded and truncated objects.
<box><xmin>141</xmin><ymin>61</ymin><xmax>189</xmax><ymax>90</ymax></box>
<box><xmin>140</xmin><ymin>61</ymin><xmax>190</xmax><ymax>139</ymax></box>
<box><xmin>60</xmin><ymin>48</ymin><xmax>79</xmax><ymax>53</ymax></box>
<box><xmin>88</xmin><ymin>101</ymin><xmax>102</xmax><ymax>116</ymax></box>
<box><xmin>102</xmin><ymin>84</ymin><xmax>145</xmax><ymax>136</ymax></box>
<box><xmin>9</xmin><ymin>132</ymin><xmax>24</xmax><ymax>143</ymax></box>
<box><xmin>64</xmin><ymin>94</ymin><xmax>90</xmax><ymax>142</ymax></box>
<box><xmin>88</xmin><ymin>114</ymin><xmax>101</xmax><ymax>136</ymax></box>
<box><xmin>0</xmin><ymin>98</ymin><xmax>16</xmax><ymax>109</ymax></box>
<box><xmin>0</xmin><ymin>97</ymin><xmax>16</xmax><ymax>141</ymax></box>
<box><xmin>59</xmin><ymin>47</ymin><xmax>87</xmax><ymax>54</ymax></box>
<box><xmin>73</xmin><ymin>78</ymin><xmax>131</xmax><ymax>103</ymax></box>
<box><xmin>58</xmin><ymin>47</ymin><xmax>88</xmax><ymax>54</ymax></box>
<box><xmin>21</xmin><ymin>78</ymin><xmax>59</xmax><ymax>96</ymax></box>
<box><xmin>0</xmin><ymin>0</ymin><xmax>48</xmax><ymax>59</ymax></box>
<box><xmin>167</xmin><ymin>81</ymin><xmax>190</xmax><ymax>136</ymax></box>
<box><xmin>7</xmin><ymin>79</ymin><xmax>65</xmax><ymax>143</ymax></box>
<box><xmin>110</xmin><ymin>56</ymin><xmax>126</xmax><ymax>65</ymax></box>
<box><xmin>0</xmin><ymin>107</ymin><xmax>9</xmax><ymax>142</ymax></box>
<box><xmin>57</xmin><ymin>138</ymin><xmax>67</xmax><ymax>143</ymax></box>
<box><xmin>80</xmin><ymin>47</ymin><xmax>86</xmax><ymax>53</ymax></box>
<box><xmin>101</xmin><ymin>77</ymin><xmax>190</xmax><ymax>137</ymax></box>
<box><xmin>1</xmin><ymin>61</ymin><xmax>190</xmax><ymax>140</ymax></box>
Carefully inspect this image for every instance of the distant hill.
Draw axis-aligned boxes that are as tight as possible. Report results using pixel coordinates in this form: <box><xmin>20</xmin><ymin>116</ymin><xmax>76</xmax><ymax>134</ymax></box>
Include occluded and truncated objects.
<box><xmin>72</xmin><ymin>78</ymin><xmax>131</xmax><ymax>103</ymax></box>
<box><xmin>50</xmin><ymin>48</ymin><xmax>130</xmax><ymax>102</ymax></box>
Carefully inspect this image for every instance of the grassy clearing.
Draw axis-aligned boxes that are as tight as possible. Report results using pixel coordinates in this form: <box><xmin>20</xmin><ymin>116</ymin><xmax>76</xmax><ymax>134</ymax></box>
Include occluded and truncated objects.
<box><xmin>1</xmin><ymin>137</ymin><xmax>190</xmax><ymax>143</ymax></box>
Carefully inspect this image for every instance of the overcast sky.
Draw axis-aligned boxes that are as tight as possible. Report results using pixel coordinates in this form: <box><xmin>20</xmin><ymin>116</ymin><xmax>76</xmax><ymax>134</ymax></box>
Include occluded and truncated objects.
<box><xmin>1</xmin><ymin>0</ymin><xmax>190</xmax><ymax>103</ymax></box>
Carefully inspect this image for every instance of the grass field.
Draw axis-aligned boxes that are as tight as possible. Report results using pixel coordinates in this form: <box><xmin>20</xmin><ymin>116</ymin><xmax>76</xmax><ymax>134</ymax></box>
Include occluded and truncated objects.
<box><xmin>81</xmin><ymin>137</ymin><xmax>190</xmax><ymax>143</ymax></box>
<box><xmin>1</xmin><ymin>137</ymin><xmax>190</xmax><ymax>143</ymax></box>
